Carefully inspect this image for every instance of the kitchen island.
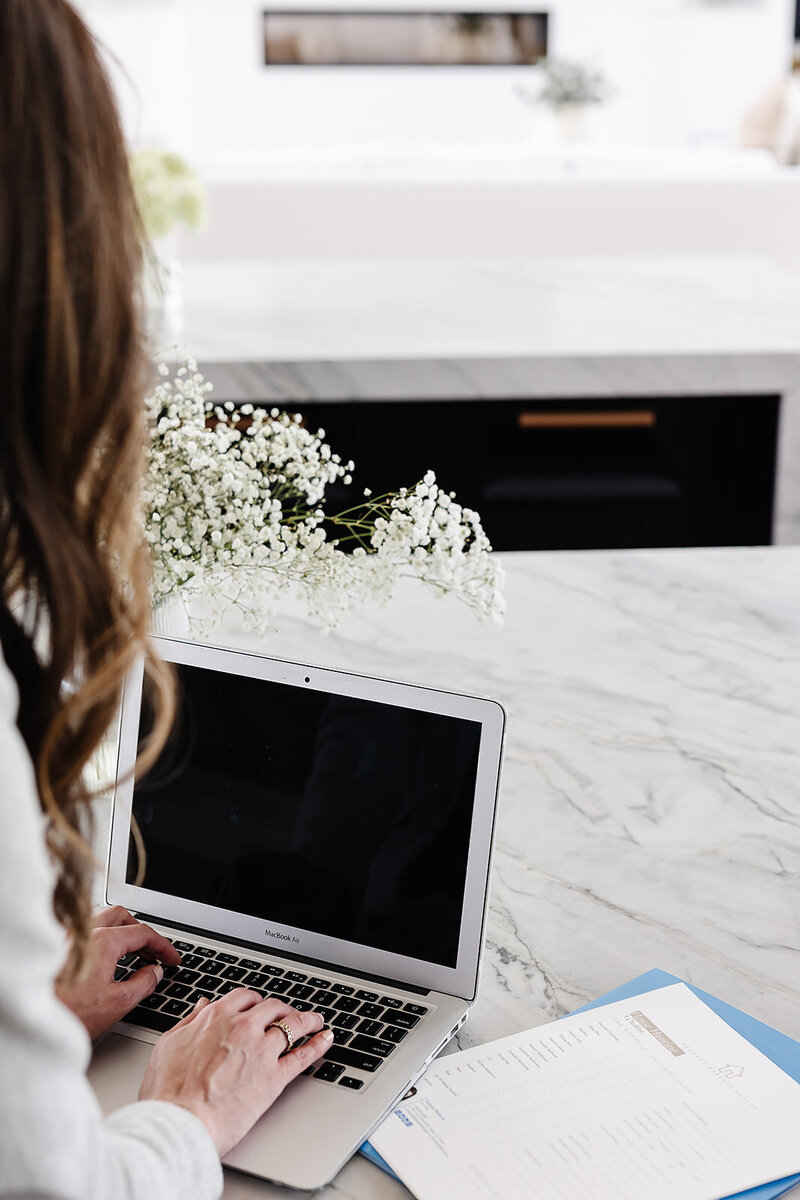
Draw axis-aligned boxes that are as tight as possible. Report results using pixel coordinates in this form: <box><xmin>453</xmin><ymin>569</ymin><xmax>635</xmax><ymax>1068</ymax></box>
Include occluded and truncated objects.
<box><xmin>172</xmin><ymin>255</ymin><xmax>800</xmax><ymax>548</ymax></box>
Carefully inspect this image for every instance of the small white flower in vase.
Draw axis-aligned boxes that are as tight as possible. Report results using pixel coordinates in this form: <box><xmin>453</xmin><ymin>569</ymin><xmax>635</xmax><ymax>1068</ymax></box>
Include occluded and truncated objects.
<box><xmin>517</xmin><ymin>58</ymin><xmax>612</xmax><ymax>147</ymax></box>
<box><xmin>130</xmin><ymin>148</ymin><xmax>208</xmax><ymax>342</ymax></box>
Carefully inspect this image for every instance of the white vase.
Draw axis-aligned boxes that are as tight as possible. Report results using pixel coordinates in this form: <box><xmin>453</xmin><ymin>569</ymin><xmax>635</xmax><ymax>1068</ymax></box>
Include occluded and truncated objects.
<box><xmin>144</xmin><ymin>232</ymin><xmax>184</xmax><ymax>345</ymax></box>
<box><xmin>554</xmin><ymin>103</ymin><xmax>593</xmax><ymax>144</ymax></box>
<box><xmin>152</xmin><ymin>594</ymin><xmax>192</xmax><ymax>638</ymax></box>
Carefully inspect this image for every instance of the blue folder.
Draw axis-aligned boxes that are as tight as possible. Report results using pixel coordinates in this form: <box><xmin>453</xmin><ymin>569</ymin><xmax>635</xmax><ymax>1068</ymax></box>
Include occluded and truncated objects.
<box><xmin>360</xmin><ymin>968</ymin><xmax>800</xmax><ymax>1198</ymax></box>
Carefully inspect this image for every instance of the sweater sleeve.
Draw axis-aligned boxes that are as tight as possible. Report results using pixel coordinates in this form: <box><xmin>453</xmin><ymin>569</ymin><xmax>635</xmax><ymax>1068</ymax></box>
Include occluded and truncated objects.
<box><xmin>0</xmin><ymin>652</ymin><xmax>223</xmax><ymax>1200</ymax></box>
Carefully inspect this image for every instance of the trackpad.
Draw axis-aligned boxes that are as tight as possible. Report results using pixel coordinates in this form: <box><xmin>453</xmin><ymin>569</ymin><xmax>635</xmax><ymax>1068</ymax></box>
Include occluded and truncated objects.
<box><xmin>88</xmin><ymin>1031</ymin><xmax>154</xmax><ymax>1117</ymax></box>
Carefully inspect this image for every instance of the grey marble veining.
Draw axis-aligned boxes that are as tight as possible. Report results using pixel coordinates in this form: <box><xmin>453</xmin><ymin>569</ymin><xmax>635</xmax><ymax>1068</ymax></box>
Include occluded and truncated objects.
<box><xmin>176</xmin><ymin>546</ymin><xmax>800</xmax><ymax>1200</ymax></box>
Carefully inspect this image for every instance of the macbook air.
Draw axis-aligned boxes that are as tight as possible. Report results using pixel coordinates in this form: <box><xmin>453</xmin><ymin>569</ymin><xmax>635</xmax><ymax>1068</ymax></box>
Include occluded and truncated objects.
<box><xmin>88</xmin><ymin>635</ymin><xmax>506</xmax><ymax>1190</ymax></box>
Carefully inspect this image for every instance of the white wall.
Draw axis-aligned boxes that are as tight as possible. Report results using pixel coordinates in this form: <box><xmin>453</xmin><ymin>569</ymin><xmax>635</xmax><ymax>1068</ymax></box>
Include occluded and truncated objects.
<box><xmin>77</xmin><ymin>0</ymin><xmax>795</xmax><ymax>160</ymax></box>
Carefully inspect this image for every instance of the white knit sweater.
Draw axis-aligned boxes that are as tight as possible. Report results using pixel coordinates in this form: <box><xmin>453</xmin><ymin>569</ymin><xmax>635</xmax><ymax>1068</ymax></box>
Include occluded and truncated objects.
<box><xmin>0</xmin><ymin>648</ymin><xmax>223</xmax><ymax>1200</ymax></box>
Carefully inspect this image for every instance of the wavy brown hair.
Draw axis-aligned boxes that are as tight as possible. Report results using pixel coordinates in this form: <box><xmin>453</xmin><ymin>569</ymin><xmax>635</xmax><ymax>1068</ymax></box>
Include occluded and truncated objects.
<box><xmin>0</xmin><ymin>0</ymin><xmax>174</xmax><ymax>977</ymax></box>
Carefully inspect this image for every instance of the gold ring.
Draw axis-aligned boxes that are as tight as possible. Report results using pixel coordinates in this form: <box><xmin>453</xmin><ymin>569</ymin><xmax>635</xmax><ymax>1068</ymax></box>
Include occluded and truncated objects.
<box><xmin>267</xmin><ymin>1019</ymin><xmax>294</xmax><ymax>1053</ymax></box>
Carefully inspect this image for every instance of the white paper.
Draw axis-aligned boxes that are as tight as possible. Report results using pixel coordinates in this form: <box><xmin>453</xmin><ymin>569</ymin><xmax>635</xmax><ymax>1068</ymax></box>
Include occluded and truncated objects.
<box><xmin>371</xmin><ymin>984</ymin><xmax>800</xmax><ymax>1200</ymax></box>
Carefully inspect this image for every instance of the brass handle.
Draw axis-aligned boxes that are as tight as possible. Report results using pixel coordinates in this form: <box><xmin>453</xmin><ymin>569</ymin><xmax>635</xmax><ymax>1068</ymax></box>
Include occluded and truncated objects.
<box><xmin>517</xmin><ymin>410</ymin><xmax>657</xmax><ymax>430</ymax></box>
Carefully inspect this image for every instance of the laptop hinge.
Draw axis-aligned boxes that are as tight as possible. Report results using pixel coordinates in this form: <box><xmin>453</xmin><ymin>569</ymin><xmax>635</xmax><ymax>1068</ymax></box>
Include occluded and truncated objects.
<box><xmin>133</xmin><ymin>912</ymin><xmax>432</xmax><ymax>996</ymax></box>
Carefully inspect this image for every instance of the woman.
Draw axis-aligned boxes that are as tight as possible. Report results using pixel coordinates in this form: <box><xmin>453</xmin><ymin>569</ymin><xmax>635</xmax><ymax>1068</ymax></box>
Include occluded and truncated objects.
<box><xmin>0</xmin><ymin>3</ymin><xmax>332</xmax><ymax>1196</ymax></box>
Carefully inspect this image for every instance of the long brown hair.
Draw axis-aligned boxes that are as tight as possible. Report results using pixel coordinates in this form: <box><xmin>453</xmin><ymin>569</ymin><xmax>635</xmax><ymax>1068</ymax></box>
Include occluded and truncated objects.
<box><xmin>0</xmin><ymin>0</ymin><xmax>174</xmax><ymax>975</ymax></box>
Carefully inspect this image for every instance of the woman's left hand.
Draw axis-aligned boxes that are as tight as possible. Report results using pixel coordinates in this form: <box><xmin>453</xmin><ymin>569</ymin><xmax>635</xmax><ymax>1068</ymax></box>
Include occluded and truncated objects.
<box><xmin>56</xmin><ymin>905</ymin><xmax>181</xmax><ymax>1041</ymax></box>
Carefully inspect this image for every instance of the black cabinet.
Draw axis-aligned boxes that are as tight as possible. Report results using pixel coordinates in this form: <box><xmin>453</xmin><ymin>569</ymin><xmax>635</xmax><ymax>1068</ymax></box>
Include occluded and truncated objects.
<box><xmin>260</xmin><ymin>394</ymin><xmax>780</xmax><ymax>552</ymax></box>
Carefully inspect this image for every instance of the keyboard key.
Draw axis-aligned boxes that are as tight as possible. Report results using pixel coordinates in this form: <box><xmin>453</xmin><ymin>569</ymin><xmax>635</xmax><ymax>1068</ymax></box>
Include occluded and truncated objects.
<box><xmin>292</xmin><ymin>1000</ymin><xmax>313</xmax><ymax>1012</ymax></box>
<box><xmin>357</xmin><ymin>1019</ymin><xmax>383</xmax><ymax>1038</ymax></box>
<box><xmin>315</xmin><ymin>1061</ymin><xmax>345</xmax><ymax>1082</ymax></box>
<box><xmin>244</xmin><ymin>971</ymin><xmax>272</xmax><ymax>989</ymax></box>
<box><xmin>382</xmin><ymin>1010</ymin><xmax>420</xmax><ymax>1030</ymax></box>
<box><xmin>404</xmin><ymin>1003</ymin><xmax>428</xmax><ymax>1016</ymax></box>
<box><xmin>198</xmin><ymin>972</ymin><xmax>223</xmax><ymax>991</ymax></box>
<box><xmin>307</xmin><ymin>977</ymin><xmax>331</xmax><ymax>989</ymax></box>
<box><xmin>164</xmin><ymin>982</ymin><xmax>191</xmax><ymax>1000</ymax></box>
<box><xmin>221</xmin><ymin>965</ymin><xmax>246</xmax><ymax>981</ymax></box>
<box><xmin>262</xmin><ymin>964</ymin><xmax>284</xmax><ymax>976</ymax></box>
<box><xmin>173</xmin><ymin>941</ymin><xmax>195</xmax><ymax>953</ymax></box>
<box><xmin>187</xmin><ymin>988</ymin><xmax>216</xmax><ymax>1003</ymax></box>
<box><xmin>311</xmin><ymin>990</ymin><xmax>337</xmax><ymax>1006</ymax></box>
<box><xmin>324</xmin><ymin>1045</ymin><xmax>382</xmax><ymax>1073</ymax></box>
<box><xmin>338</xmin><ymin>1076</ymin><xmax>364</xmax><ymax>1090</ymax></box>
<box><xmin>217</xmin><ymin>953</ymin><xmax>239</xmax><ymax>964</ymax></box>
<box><xmin>358</xmin><ymin>1003</ymin><xmax>383</xmax><ymax>1021</ymax></box>
<box><xmin>128</xmin><ymin>1007</ymin><xmax>178</xmax><ymax>1033</ymax></box>
<box><xmin>239</xmin><ymin>959</ymin><xmax>261</xmax><ymax>971</ymax></box>
<box><xmin>180</xmin><ymin>954</ymin><xmax>204</xmax><ymax>971</ymax></box>
<box><xmin>118</xmin><ymin>952</ymin><xmax>138</xmax><ymax>966</ymax></box>
<box><xmin>289</xmin><ymin>984</ymin><xmax>315</xmax><ymax>1001</ymax></box>
<box><xmin>113</xmin><ymin>965</ymin><xmax>130</xmax><ymax>981</ymax></box>
<box><xmin>268</xmin><ymin>978</ymin><xmax>291</xmax><ymax>994</ymax></box>
<box><xmin>194</xmin><ymin>946</ymin><xmax>216</xmax><ymax>958</ymax></box>
<box><xmin>201</xmin><ymin>959</ymin><xmax>224</xmax><ymax>975</ymax></box>
<box><xmin>174</xmin><ymin>967</ymin><xmax>200</xmax><ymax>986</ymax></box>
<box><xmin>139</xmin><ymin>993</ymin><xmax>163</xmax><ymax>1010</ymax></box>
<box><xmin>350</xmin><ymin>1034</ymin><xmax>395</xmax><ymax>1059</ymax></box>
<box><xmin>284</xmin><ymin>971</ymin><xmax>307</xmax><ymax>983</ymax></box>
<box><xmin>355</xmin><ymin>990</ymin><xmax>379</xmax><ymax>1002</ymax></box>
<box><xmin>332</xmin><ymin>1027</ymin><xmax>353</xmax><ymax>1046</ymax></box>
<box><xmin>380</xmin><ymin>996</ymin><xmax>403</xmax><ymax>1009</ymax></box>
<box><xmin>162</xmin><ymin>999</ymin><xmax>191</xmax><ymax>1017</ymax></box>
<box><xmin>314</xmin><ymin>1006</ymin><xmax>337</xmax><ymax>1024</ymax></box>
<box><xmin>332</xmin><ymin>1012</ymin><xmax>359</xmax><ymax>1031</ymax></box>
<box><xmin>383</xmin><ymin>1026</ymin><xmax>408</xmax><ymax>1044</ymax></box>
<box><xmin>334</xmin><ymin>996</ymin><xmax>360</xmax><ymax>1013</ymax></box>
<box><xmin>331</xmin><ymin>983</ymin><xmax>355</xmax><ymax>995</ymax></box>
<box><xmin>216</xmin><ymin>981</ymin><xmax>240</xmax><ymax>995</ymax></box>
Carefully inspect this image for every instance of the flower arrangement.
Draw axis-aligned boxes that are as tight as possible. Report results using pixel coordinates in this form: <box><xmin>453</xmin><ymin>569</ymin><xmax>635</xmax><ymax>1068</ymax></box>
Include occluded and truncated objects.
<box><xmin>144</xmin><ymin>363</ymin><xmax>505</xmax><ymax>632</ymax></box>
<box><xmin>130</xmin><ymin>148</ymin><xmax>208</xmax><ymax>241</ymax></box>
<box><xmin>517</xmin><ymin>57</ymin><xmax>611</xmax><ymax>111</ymax></box>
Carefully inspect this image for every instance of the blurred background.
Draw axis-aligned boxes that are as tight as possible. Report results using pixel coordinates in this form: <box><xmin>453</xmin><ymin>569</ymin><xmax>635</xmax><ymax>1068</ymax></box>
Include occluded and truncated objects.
<box><xmin>73</xmin><ymin>0</ymin><xmax>800</xmax><ymax>553</ymax></box>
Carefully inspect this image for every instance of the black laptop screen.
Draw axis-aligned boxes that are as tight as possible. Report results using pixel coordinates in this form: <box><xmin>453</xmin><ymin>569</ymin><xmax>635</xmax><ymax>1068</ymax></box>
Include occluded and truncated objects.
<box><xmin>127</xmin><ymin>663</ymin><xmax>482</xmax><ymax>968</ymax></box>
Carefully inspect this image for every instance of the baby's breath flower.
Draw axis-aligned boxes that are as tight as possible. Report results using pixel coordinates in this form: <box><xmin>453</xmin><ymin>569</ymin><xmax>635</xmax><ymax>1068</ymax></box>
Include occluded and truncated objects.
<box><xmin>144</xmin><ymin>362</ymin><xmax>505</xmax><ymax>632</ymax></box>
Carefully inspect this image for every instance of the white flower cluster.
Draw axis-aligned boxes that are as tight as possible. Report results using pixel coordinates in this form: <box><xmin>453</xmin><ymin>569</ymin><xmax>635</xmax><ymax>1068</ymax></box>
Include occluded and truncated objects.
<box><xmin>144</xmin><ymin>362</ymin><xmax>505</xmax><ymax>632</ymax></box>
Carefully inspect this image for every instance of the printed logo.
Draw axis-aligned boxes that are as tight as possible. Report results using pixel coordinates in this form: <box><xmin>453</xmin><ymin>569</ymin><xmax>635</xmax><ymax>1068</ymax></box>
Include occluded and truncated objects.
<box><xmin>265</xmin><ymin>928</ymin><xmax>300</xmax><ymax>945</ymax></box>
<box><xmin>718</xmin><ymin>1064</ymin><xmax>744</xmax><ymax>1079</ymax></box>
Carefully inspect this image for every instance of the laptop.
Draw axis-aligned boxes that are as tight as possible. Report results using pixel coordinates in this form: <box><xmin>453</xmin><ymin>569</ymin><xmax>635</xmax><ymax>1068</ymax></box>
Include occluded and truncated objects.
<box><xmin>89</xmin><ymin>635</ymin><xmax>506</xmax><ymax>1190</ymax></box>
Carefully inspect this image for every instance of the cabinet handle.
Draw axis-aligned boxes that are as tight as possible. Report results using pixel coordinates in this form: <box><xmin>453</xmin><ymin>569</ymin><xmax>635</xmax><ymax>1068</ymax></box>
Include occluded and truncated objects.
<box><xmin>517</xmin><ymin>410</ymin><xmax>657</xmax><ymax>429</ymax></box>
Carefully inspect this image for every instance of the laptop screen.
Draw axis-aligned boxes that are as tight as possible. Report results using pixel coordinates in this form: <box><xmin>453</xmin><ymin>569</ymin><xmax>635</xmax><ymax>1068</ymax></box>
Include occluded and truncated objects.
<box><xmin>128</xmin><ymin>662</ymin><xmax>482</xmax><ymax>969</ymax></box>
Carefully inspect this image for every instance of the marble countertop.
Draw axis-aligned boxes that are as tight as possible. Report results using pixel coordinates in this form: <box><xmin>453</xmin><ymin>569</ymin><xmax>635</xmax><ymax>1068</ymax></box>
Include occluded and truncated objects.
<box><xmin>199</xmin><ymin>545</ymin><xmax>800</xmax><ymax>1199</ymax></box>
<box><xmin>173</xmin><ymin>256</ymin><xmax>800</xmax><ymax>403</ymax></box>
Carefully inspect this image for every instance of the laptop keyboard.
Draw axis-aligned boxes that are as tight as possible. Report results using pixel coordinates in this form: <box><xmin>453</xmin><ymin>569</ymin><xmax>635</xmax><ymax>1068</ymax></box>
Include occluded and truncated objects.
<box><xmin>116</xmin><ymin>939</ymin><xmax>430</xmax><ymax>1091</ymax></box>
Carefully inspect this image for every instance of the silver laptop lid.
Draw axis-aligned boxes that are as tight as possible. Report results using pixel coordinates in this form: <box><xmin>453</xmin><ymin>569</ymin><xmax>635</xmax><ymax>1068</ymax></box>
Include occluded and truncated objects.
<box><xmin>107</xmin><ymin>636</ymin><xmax>505</xmax><ymax>1001</ymax></box>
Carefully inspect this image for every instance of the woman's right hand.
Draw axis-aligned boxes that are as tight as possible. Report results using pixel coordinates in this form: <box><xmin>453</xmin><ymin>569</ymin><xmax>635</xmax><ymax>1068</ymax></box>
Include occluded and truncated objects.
<box><xmin>139</xmin><ymin>989</ymin><xmax>334</xmax><ymax>1157</ymax></box>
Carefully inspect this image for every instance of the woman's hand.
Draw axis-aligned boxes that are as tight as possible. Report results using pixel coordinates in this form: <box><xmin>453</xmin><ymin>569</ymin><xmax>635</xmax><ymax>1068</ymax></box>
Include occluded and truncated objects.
<box><xmin>139</xmin><ymin>990</ymin><xmax>334</xmax><ymax>1157</ymax></box>
<box><xmin>56</xmin><ymin>905</ymin><xmax>181</xmax><ymax>1041</ymax></box>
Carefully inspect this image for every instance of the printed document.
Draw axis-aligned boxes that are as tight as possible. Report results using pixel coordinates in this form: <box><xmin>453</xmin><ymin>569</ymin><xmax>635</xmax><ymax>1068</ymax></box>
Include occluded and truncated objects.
<box><xmin>371</xmin><ymin>983</ymin><xmax>800</xmax><ymax>1200</ymax></box>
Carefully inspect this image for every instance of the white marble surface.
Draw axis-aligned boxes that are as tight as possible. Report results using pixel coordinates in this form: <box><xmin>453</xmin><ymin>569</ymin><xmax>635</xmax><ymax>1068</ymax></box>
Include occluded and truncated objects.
<box><xmin>178</xmin><ymin>256</ymin><xmax>800</xmax><ymax>371</ymax></box>
<box><xmin>184</xmin><ymin>546</ymin><xmax>800</xmax><ymax>1199</ymax></box>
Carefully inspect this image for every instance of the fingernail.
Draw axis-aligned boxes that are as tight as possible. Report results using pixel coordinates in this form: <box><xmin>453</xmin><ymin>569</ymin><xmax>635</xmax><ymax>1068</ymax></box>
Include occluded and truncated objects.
<box><xmin>195</xmin><ymin>996</ymin><xmax>209</xmax><ymax>1010</ymax></box>
<box><xmin>321</xmin><ymin>1028</ymin><xmax>334</xmax><ymax>1043</ymax></box>
<box><xmin>153</xmin><ymin>964</ymin><xmax>164</xmax><ymax>983</ymax></box>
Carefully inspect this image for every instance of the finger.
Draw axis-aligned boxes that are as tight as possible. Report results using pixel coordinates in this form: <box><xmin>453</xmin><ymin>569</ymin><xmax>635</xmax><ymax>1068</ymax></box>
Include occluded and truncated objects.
<box><xmin>280</xmin><ymin>1029</ymin><xmax>334</xmax><ymax>1082</ymax></box>
<box><xmin>209</xmin><ymin>987</ymin><xmax>264</xmax><ymax>1015</ymax></box>
<box><xmin>114</xmin><ymin>922</ymin><xmax>181</xmax><ymax>965</ymax></box>
<box><xmin>259</xmin><ymin>1003</ymin><xmax>325</xmax><ymax>1052</ymax></box>
<box><xmin>119</xmin><ymin>961</ymin><xmax>164</xmax><ymax>1009</ymax></box>
<box><xmin>177</xmin><ymin>995</ymin><xmax>211</xmax><ymax>1029</ymax></box>
<box><xmin>92</xmin><ymin>905</ymin><xmax>137</xmax><ymax>930</ymax></box>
